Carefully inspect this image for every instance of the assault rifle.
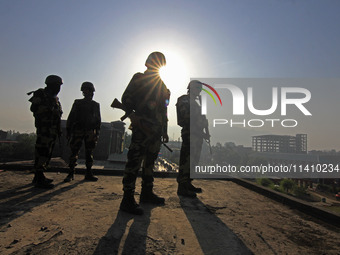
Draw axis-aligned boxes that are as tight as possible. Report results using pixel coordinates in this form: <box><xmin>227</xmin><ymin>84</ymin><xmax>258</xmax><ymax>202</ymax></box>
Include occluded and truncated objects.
<box><xmin>111</xmin><ymin>98</ymin><xmax>173</xmax><ymax>153</ymax></box>
<box><xmin>204</xmin><ymin>127</ymin><xmax>212</xmax><ymax>155</ymax></box>
<box><xmin>111</xmin><ymin>98</ymin><xmax>131</xmax><ymax>121</ymax></box>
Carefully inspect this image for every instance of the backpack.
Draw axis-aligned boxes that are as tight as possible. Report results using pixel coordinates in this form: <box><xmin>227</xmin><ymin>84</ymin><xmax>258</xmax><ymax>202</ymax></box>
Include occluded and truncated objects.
<box><xmin>176</xmin><ymin>95</ymin><xmax>189</xmax><ymax>127</ymax></box>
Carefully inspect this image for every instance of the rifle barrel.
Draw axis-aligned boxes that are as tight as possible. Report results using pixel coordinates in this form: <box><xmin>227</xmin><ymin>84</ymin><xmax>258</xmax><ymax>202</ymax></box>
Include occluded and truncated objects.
<box><xmin>162</xmin><ymin>142</ymin><xmax>173</xmax><ymax>153</ymax></box>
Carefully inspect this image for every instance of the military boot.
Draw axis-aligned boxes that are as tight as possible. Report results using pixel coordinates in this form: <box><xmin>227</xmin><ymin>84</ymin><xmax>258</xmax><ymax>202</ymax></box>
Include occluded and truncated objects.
<box><xmin>32</xmin><ymin>171</ymin><xmax>53</xmax><ymax>184</ymax></box>
<box><xmin>84</xmin><ymin>167</ymin><xmax>98</xmax><ymax>181</ymax></box>
<box><xmin>177</xmin><ymin>182</ymin><xmax>197</xmax><ymax>198</ymax></box>
<box><xmin>64</xmin><ymin>168</ymin><xmax>75</xmax><ymax>182</ymax></box>
<box><xmin>34</xmin><ymin>171</ymin><xmax>54</xmax><ymax>189</ymax></box>
<box><xmin>188</xmin><ymin>181</ymin><xmax>202</xmax><ymax>193</ymax></box>
<box><xmin>140</xmin><ymin>185</ymin><xmax>165</xmax><ymax>205</ymax></box>
<box><xmin>120</xmin><ymin>191</ymin><xmax>144</xmax><ymax>215</ymax></box>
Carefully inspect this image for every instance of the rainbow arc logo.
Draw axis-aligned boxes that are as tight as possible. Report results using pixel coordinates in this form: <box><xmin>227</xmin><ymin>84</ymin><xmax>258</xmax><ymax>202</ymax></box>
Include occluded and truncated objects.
<box><xmin>201</xmin><ymin>83</ymin><xmax>222</xmax><ymax>106</ymax></box>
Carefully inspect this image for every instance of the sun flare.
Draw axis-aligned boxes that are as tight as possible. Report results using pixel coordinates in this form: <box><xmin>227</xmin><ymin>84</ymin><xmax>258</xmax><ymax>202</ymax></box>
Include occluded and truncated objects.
<box><xmin>159</xmin><ymin>51</ymin><xmax>190</xmax><ymax>92</ymax></box>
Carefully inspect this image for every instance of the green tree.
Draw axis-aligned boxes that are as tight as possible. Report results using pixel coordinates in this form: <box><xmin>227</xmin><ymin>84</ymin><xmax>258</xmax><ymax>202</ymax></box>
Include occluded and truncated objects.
<box><xmin>0</xmin><ymin>132</ymin><xmax>36</xmax><ymax>162</ymax></box>
<box><xmin>280</xmin><ymin>179</ymin><xmax>296</xmax><ymax>193</ymax></box>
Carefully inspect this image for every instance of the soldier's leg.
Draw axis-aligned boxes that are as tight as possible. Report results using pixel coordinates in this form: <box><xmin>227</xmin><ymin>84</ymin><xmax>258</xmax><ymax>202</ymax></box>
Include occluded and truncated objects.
<box><xmin>83</xmin><ymin>130</ymin><xmax>98</xmax><ymax>181</ymax></box>
<box><xmin>177</xmin><ymin>132</ymin><xmax>190</xmax><ymax>184</ymax></box>
<box><xmin>120</xmin><ymin>129</ymin><xmax>145</xmax><ymax>215</ymax></box>
<box><xmin>33</xmin><ymin>126</ymin><xmax>56</xmax><ymax>188</ymax></box>
<box><xmin>45</xmin><ymin>128</ymin><xmax>57</xmax><ymax>169</ymax></box>
<box><xmin>122</xmin><ymin>129</ymin><xmax>147</xmax><ymax>192</ymax></box>
<box><xmin>190</xmin><ymin>135</ymin><xmax>203</xmax><ymax>168</ymax></box>
<box><xmin>64</xmin><ymin>132</ymin><xmax>83</xmax><ymax>182</ymax></box>
<box><xmin>140</xmin><ymin>137</ymin><xmax>165</xmax><ymax>204</ymax></box>
<box><xmin>177</xmin><ymin>132</ymin><xmax>196</xmax><ymax>197</ymax></box>
<box><xmin>188</xmin><ymin>136</ymin><xmax>203</xmax><ymax>193</ymax></box>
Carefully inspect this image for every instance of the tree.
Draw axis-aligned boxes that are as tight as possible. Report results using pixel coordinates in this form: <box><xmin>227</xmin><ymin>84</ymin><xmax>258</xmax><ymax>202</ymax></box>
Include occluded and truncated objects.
<box><xmin>0</xmin><ymin>131</ymin><xmax>36</xmax><ymax>162</ymax></box>
<box><xmin>280</xmin><ymin>179</ymin><xmax>296</xmax><ymax>193</ymax></box>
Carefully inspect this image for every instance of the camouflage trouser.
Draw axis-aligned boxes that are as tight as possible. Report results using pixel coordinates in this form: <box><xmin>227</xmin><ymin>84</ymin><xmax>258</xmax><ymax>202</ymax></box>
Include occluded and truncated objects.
<box><xmin>122</xmin><ymin>128</ymin><xmax>161</xmax><ymax>192</ymax></box>
<box><xmin>177</xmin><ymin>131</ymin><xmax>203</xmax><ymax>184</ymax></box>
<box><xmin>69</xmin><ymin>129</ymin><xmax>98</xmax><ymax>169</ymax></box>
<box><xmin>34</xmin><ymin>125</ymin><xmax>58</xmax><ymax>172</ymax></box>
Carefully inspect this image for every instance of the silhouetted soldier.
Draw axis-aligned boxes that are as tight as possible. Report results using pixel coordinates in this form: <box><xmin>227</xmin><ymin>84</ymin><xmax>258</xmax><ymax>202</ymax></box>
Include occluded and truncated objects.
<box><xmin>64</xmin><ymin>82</ymin><xmax>101</xmax><ymax>182</ymax></box>
<box><xmin>176</xmin><ymin>80</ymin><xmax>210</xmax><ymax>197</ymax></box>
<box><xmin>28</xmin><ymin>75</ymin><xmax>63</xmax><ymax>188</ymax></box>
<box><xmin>119</xmin><ymin>52</ymin><xmax>170</xmax><ymax>215</ymax></box>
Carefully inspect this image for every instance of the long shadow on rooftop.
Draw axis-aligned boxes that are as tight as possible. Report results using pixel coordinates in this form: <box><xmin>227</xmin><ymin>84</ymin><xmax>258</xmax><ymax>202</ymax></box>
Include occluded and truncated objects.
<box><xmin>179</xmin><ymin>196</ymin><xmax>253</xmax><ymax>255</ymax></box>
<box><xmin>0</xmin><ymin>183</ymin><xmax>33</xmax><ymax>200</ymax></box>
<box><xmin>93</xmin><ymin>203</ymin><xmax>157</xmax><ymax>255</ymax></box>
<box><xmin>0</xmin><ymin>179</ymin><xmax>83</xmax><ymax>228</ymax></box>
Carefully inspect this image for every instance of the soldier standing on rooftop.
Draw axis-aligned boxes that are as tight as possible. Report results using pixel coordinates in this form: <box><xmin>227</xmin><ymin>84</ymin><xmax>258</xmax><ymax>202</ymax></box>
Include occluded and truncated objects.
<box><xmin>119</xmin><ymin>51</ymin><xmax>170</xmax><ymax>215</ymax></box>
<box><xmin>176</xmin><ymin>80</ymin><xmax>210</xmax><ymax>197</ymax></box>
<box><xmin>64</xmin><ymin>82</ymin><xmax>101</xmax><ymax>182</ymax></box>
<box><xmin>28</xmin><ymin>75</ymin><xmax>63</xmax><ymax>189</ymax></box>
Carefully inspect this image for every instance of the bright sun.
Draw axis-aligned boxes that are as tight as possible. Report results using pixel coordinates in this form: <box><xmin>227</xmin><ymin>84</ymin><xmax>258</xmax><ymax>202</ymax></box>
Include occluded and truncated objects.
<box><xmin>159</xmin><ymin>51</ymin><xmax>190</xmax><ymax>92</ymax></box>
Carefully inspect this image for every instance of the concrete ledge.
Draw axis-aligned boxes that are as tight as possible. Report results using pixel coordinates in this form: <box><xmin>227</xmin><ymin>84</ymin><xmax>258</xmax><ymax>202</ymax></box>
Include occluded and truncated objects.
<box><xmin>0</xmin><ymin>163</ymin><xmax>178</xmax><ymax>178</ymax></box>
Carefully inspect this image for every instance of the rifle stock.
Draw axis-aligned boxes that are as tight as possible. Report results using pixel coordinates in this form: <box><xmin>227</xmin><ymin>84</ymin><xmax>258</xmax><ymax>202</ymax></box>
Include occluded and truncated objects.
<box><xmin>110</xmin><ymin>98</ymin><xmax>130</xmax><ymax>121</ymax></box>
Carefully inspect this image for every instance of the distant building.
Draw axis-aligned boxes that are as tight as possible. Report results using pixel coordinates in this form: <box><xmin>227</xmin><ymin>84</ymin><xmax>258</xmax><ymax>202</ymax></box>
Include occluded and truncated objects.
<box><xmin>252</xmin><ymin>134</ymin><xmax>307</xmax><ymax>154</ymax></box>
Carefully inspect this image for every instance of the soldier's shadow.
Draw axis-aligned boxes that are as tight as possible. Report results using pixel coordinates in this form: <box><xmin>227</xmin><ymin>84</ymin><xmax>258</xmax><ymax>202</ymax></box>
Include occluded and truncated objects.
<box><xmin>0</xmin><ymin>183</ymin><xmax>33</xmax><ymax>200</ymax></box>
<box><xmin>93</xmin><ymin>203</ymin><xmax>157</xmax><ymax>255</ymax></box>
<box><xmin>179</xmin><ymin>196</ymin><xmax>253</xmax><ymax>255</ymax></box>
<box><xmin>0</xmin><ymin>180</ymin><xmax>83</xmax><ymax>228</ymax></box>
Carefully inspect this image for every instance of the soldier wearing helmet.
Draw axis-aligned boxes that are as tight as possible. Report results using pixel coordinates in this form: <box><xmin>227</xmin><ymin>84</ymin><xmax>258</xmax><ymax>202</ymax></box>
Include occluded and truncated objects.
<box><xmin>64</xmin><ymin>81</ymin><xmax>101</xmax><ymax>182</ymax></box>
<box><xmin>176</xmin><ymin>80</ymin><xmax>210</xmax><ymax>197</ymax></box>
<box><xmin>119</xmin><ymin>51</ymin><xmax>170</xmax><ymax>215</ymax></box>
<box><xmin>27</xmin><ymin>75</ymin><xmax>63</xmax><ymax>188</ymax></box>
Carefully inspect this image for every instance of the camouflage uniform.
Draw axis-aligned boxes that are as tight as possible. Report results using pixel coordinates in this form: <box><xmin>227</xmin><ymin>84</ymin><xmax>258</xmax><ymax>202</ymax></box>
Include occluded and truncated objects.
<box><xmin>176</xmin><ymin>94</ymin><xmax>207</xmax><ymax>184</ymax></box>
<box><xmin>29</xmin><ymin>88</ymin><xmax>62</xmax><ymax>171</ymax></box>
<box><xmin>28</xmin><ymin>87</ymin><xmax>63</xmax><ymax>188</ymax></box>
<box><xmin>67</xmin><ymin>98</ymin><xmax>101</xmax><ymax>170</ymax></box>
<box><xmin>122</xmin><ymin>70</ymin><xmax>170</xmax><ymax>192</ymax></box>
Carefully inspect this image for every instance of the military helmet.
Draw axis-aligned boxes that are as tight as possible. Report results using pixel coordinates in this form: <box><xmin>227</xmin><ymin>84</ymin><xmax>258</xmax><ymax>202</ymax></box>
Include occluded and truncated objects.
<box><xmin>145</xmin><ymin>51</ymin><xmax>166</xmax><ymax>69</ymax></box>
<box><xmin>187</xmin><ymin>80</ymin><xmax>202</xmax><ymax>90</ymax></box>
<box><xmin>45</xmin><ymin>75</ymin><xmax>63</xmax><ymax>86</ymax></box>
<box><xmin>81</xmin><ymin>81</ymin><xmax>95</xmax><ymax>92</ymax></box>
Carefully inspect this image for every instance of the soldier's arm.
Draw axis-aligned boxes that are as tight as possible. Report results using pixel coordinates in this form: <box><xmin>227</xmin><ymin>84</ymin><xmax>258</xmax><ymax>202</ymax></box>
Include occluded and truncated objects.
<box><xmin>56</xmin><ymin>98</ymin><xmax>63</xmax><ymax>136</ymax></box>
<box><xmin>121</xmin><ymin>73</ymin><xmax>142</xmax><ymax>114</ymax></box>
<box><xmin>161</xmin><ymin>87</ymin><xmax>170</xmax><ymax>143</ymax></box>
<box><xmin>178</xmin><ymin>99</ymin><xmax>190</xmax><ymax>128</ymax></box>
<box><xmin>29</xmin><ymin>89</ymin><xmax>50</xmax><ymax>125</ymax></box>
<box><xmin>202</xmin><ymin>116</ymin><xmax>210</xmax><ymax>140</ymax></box>
<box><xmin>95</xmin><ymin>102</ymin><xmax>101</xmax><ymax>136</ymax></box>
<box><xmin>66</xmin><ymin>101</ymin><xmax>77</xmax><ymax>138</ymax></box>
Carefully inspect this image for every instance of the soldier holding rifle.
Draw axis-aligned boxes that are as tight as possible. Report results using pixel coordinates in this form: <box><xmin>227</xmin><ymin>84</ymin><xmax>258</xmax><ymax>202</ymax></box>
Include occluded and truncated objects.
<box><xmin>176</xmin><ymin>80</ymin><xmax>210</xmax><ymax>197</ymax></box>
<box><xmin>113</xmin><ymin>52</ymin><xmax>170</xmax><ymax>215</ymax></box>
<box><xmin>28</xmin><ymin>75</ymin><xmax>63</xmax><ymax>189</ymax></box>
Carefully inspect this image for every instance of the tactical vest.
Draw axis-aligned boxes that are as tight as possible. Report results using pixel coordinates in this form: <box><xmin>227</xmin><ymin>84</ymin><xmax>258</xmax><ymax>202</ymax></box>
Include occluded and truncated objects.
<box><xmin>122</xmin><ymin>71</ymin><xmax>169</xmax><ymax>127</ymax></box>
<box><xmin>28</xmin><ymin>88</ymin><xmax>62</xmax><ymax>128</ymax></box>
<box><xmin>67</xmin><ymin>99</ymin><xmax>101</xmax><ymax>131</ymax></box>
<box><xmin>176</xmin><ymin>95</ymin><xmax>190</xmax><ymax>128</ymax></box>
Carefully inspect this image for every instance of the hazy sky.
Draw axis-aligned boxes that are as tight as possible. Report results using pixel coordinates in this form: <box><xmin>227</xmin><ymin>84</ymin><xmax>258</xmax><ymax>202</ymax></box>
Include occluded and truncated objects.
<box><xmin>1</xmin><ymin>0</ymin><xmax>340</xmax><ymax>150</ymax></box>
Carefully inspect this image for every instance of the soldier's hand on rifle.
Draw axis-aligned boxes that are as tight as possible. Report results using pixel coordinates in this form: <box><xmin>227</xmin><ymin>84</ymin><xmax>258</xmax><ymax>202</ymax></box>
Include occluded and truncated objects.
<box><xmin>162</xmin><ymin>133</ymin><xmax>169</xmax><ymax>143</ymax></box>
<box><xmin>66</xmin><ymin>128</ymin><xmax>71</xmax><ymax>141</ymax></box>
<box><xmin>94</xmin><ymin>129</ymin><xmax>100</xmax><ymax>142</ymax></box>
<box><xmin>129</xmin><ymin>112</ymin><xmax>142</xmax><ymax>129</ymax></box>
<box><xmin>202</xmin><ymin>132</ymin><xmax>210</xmax><ymax>141</ymax></box>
